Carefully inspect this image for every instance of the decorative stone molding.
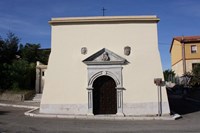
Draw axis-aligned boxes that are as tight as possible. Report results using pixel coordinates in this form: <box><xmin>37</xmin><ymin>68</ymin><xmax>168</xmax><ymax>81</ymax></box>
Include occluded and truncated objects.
<box><xmin>83</xmin><ymin>48</ymin><xmax>128</xmax><ymax>116</ymax></box>
<box><xmin>81</xmin><ymin>47</ymin><xmax>87</xmax><ymax>55</ymax></box>
<box><xmin>101</xmin><ymin>52</ymin><xmax>110</xmax><ymax>61</ymax></box>
<box><xmin>88</xmin><ymin>70</ymin><xmax>120</xmax><ymax>88</ymax></box>
<box><xmin>83</xmin><ymin>48</ymin><xmax>129</xmax><ymax>65</ymax></box>
<box><xmin>124</xmin><ymin>46</ymin><xmax>131</xmax><ymax>56</ymax></box>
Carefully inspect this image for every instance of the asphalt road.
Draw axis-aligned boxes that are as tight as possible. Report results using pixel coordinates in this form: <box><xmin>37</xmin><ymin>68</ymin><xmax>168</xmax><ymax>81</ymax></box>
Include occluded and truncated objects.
<box><xmin>0</xmin><ymin>96</ymin><xmax>200</xmax><ymax>133</ymax></box>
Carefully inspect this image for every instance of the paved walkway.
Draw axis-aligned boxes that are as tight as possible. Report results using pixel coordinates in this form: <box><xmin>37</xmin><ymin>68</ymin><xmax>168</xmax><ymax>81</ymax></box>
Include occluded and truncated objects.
<box><xmin>0</xmin><ymin>100</ymin><xmax>39</xmax><ymax>109</ymax></box>
<box><xmin>0</xmin><ymin>100</ymin><xmax>180</xmax><ymax>120</ymax></box>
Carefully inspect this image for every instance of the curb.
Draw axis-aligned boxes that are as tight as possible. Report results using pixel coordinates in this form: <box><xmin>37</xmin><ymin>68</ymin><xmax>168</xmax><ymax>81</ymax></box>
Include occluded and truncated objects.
<box><xmin>0</xmin><ymin>103</ymin><xmax>38</xmax><ymax>109</ymax></box>
<box><xmin>24</xmin><ymin>108</ymin><xmax>181</xmax><ymax>121</ymax></box>
<box><xmin>0</xmin><ymin>103</ymin><xmax>181</xmax><ymax>121</ymax></box>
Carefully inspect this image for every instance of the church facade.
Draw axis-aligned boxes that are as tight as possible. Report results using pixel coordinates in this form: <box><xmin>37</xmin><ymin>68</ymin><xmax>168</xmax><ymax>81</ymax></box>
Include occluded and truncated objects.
<box><xmin>40</xmin><ymin>16</ymin><xmax>170</xmax><ymax>116</ymax></box>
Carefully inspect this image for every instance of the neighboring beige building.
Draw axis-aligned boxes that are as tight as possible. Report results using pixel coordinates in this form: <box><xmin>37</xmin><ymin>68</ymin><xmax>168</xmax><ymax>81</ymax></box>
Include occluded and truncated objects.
<box><xmin>35</xmin><ymin>61</ymin><xmax>47</xmax><ymax>94</ymax></box>
<box><xmin>170</xmin><ymin>36</ymin><xmax>200</xmax><ymax>76</ymax></box>
<box><xmin>40</xmin><ymin>16</ymin><xmax>170</xmax><ymax>116</ymax></box>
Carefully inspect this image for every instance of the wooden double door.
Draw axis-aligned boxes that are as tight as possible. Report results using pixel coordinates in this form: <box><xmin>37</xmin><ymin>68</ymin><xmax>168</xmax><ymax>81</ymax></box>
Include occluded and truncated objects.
<box><xmin>93</xmin><ymin>76</ymin><xmax>117</xmax><ymax>115</ymax></box>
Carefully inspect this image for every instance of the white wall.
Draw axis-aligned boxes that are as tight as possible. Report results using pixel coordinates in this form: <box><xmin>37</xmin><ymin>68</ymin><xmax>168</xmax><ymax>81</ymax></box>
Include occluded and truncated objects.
<box><xmin>40</xmin><ymin>16</ymin><xmax>170</xmax><ymax>115</ymax></box>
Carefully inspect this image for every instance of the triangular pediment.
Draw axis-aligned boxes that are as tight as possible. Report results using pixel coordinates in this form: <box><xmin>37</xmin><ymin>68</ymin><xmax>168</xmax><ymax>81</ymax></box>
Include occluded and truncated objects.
<box><xmin>83</xmin><ymin>48</ymin><xmax>129</xmax><ymax>65</ymax></box>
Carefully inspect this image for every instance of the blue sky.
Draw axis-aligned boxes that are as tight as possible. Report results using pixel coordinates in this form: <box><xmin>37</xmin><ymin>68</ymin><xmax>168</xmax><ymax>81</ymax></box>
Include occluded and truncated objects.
<box><xmin>0</xmin><ymin>0</ymin><xmax>200</xmax><ymax>70</ymax></box>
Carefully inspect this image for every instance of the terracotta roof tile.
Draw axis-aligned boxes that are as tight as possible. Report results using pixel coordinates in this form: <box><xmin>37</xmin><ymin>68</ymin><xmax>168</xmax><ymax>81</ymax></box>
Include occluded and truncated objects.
<box><xmin>170</xmin><ymin>35</ymin><xmax>200</xmax><ymax>53</ymax></box>
<box><xmin>174</xmin><ymin>36</ymin><xmax>200</xmax><ymax>43</ymax></box>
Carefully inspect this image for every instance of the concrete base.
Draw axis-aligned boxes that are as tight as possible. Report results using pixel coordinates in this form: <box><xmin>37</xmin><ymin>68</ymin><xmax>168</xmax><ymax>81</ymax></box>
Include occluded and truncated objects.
<box><xmin>0</xmin><ymin>101</ymin><xmax>178</xmax><ymax>120</ymax></box>
<box><xmin>26</xmin><ymin>108</ymin><xmax>179</xmax><ymax>120</ymax></box>
<box><xmin>40</xmin><ymin>104</ymin><xmax>88</xmax><ymax>115</ymax></box>
<box><xmin>123</xmin><ymin>102</ymin><xmax>170</xmax><ymax>116</ymax></box>
<box><xmin>40</xmin><ymin>102</ymin><xmax>170</xmax><ymax>116</ymax></box>
<box><xmin>116</xmin><ymin>112</ymin><xmax>125</xmax><ymax>116</ymax></box>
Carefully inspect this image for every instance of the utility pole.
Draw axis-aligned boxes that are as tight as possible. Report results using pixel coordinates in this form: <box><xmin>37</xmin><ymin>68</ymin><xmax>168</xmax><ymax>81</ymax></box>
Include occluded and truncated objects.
<box><xmin>181</xmin><ymin>36</ymin><xmax>186</xmax><ymax>74</ymax></box>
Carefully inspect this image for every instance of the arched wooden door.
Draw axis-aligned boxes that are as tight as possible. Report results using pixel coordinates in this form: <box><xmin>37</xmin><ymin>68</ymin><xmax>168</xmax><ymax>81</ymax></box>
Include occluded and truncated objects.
<box><xmin>93</xmin><ymin>76</ymin><xmax>117</xmax><ymax>115</ymax></box>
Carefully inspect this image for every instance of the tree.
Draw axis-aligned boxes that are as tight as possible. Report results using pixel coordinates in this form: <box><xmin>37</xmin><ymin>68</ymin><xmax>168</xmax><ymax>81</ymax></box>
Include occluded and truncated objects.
<box><xmin>180</xmin><ymin>64</ymin><xmax>200</xmax><ymax>88</ymax></box>
<box><xmin>18</xmin><ymin>43</ymin><xmax>50</xmax><ymax>64</ymax></box>
<box><xmin>10</xmin><ymin>60</ymin><xmax>35</xmax><ymax>90</ymax></box>
<box><xmin>0</xmin><ymin>32</ymin><xmax>19</xmax><ymax>64</ymax></box>
<box><xmin>19</xmin><ymin>43</ymin><xmax>41</xmax><ymax>63</ymax></box>
<box><xmin>0</xmin><ymin>63</ymin><xmax>12</xmax><ymax>89</ymax></box>
<box><xmin>190</xmin><ymin>64</ymin><xmax>200</xmax><ymax>87</ymax></box>
<box><xmin>37</xmin><ymin>48</ymin><xmax>51</xmax><ymax>64</ymax></box>
<box><xmin>0</xmin><ymin>32</ymin><xmax>50</xmax><ymax>90</ymax></box>
<box><xmin>163</xmin><ymin>69</ymin><xmax>175</xmax><ymax>82</ymax></box>
<box><xmin>0</xmin><ymin>32</ymin><xmax>20</xmax><ymax>90</ymax></box>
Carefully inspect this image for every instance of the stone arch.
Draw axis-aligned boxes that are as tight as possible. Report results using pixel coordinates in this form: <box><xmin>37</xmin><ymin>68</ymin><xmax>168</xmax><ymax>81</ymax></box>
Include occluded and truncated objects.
<box><xmin>88</xmin><ymin>71</ymin><xmax>120</xmax><ymax>88</ymax></box>
<box><xmin>83</xmin><ymin>48</ymin><xmax>128</xmax><ymax>116</ymax></box>
<box><xmin>87</xmin><ymin>69</ymin><xmax>124</xmax><ymax>116</ymax></box>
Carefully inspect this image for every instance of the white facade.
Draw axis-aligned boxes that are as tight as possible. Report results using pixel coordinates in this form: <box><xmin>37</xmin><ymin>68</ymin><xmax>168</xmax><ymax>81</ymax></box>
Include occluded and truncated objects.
<box><xmin>40</xmin><ymin>16</ymin><xmax>170</xmax><ymax>116</ymax></box>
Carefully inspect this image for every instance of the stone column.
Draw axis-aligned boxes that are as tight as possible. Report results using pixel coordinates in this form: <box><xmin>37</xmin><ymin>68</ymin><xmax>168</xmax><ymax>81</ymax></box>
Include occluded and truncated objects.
<box><xmin>116</xmin><ymin>87</ymin><xmax>125</xmax><ymax>116</ymax></box>
<box><xmin>87</xmin><ymin>87</ymin><xmax>94</xmax><ymax>115</ymax></box>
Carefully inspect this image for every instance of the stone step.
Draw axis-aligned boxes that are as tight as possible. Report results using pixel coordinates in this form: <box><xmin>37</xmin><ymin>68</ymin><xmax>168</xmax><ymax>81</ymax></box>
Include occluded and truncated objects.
<box><xmin>32</xmin><ymin>94</ymin><xmax>42</xmax><ymax>102</ymax></box>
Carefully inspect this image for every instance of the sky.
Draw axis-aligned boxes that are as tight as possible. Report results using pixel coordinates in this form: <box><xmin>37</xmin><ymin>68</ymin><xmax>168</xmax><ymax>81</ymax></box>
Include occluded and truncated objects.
<box><xmin>0</xmin><ymin>0</ymin><xmax>200</xmax><ymax>70</ymax></box>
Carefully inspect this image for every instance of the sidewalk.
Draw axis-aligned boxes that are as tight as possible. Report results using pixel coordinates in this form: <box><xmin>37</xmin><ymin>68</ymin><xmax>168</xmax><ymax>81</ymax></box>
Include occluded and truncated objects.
<box><xmin>0</xmin><ymin>100</ymin><xmax>39</xmax><ymax>109</ymax></box>
<box><xmin>0</xmin><ymin>100</ymin><xmax>181</xmax><ymax>120</ymax></box>
<box><xmin>25</xmin><ymin>109</ymin><xmax>181</xmax><ymax>120</ymax></box>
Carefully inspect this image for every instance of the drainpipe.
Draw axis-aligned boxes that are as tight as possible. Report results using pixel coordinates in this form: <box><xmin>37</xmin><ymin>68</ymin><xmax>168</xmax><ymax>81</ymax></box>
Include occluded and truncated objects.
<box><xmin>181</xmin><ymin>36</ymin><xmax>186</xmax><ymax>75</ymax></box>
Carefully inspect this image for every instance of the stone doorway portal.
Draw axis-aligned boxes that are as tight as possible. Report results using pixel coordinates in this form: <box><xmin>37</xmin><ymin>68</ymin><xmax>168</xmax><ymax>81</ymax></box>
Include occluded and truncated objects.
<box><xmin>93</xmin><ymin>76</ymin><xmax>117</xmax><ymax>115</ymax></box>
<box><xmin>83</xmin><ymin>48</ymin><xmax>128</xmax><ymax>115</ymax></box>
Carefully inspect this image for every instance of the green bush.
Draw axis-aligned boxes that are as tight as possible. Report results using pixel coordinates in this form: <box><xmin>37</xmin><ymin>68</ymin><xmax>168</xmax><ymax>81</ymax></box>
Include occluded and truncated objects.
<box><xmin>10</xmin><ymin>60</ymin><xmax>35</xmax><ymax>90</ymax></box>
<box><xmin>163</xmin><ymin>69</ymin><xmax>175</xmax><ymax>82</ymax></box>
<box><xmin>0</xmin><ymin>32</ymin><xmax>48</xmax><ymax>91</ymax></box>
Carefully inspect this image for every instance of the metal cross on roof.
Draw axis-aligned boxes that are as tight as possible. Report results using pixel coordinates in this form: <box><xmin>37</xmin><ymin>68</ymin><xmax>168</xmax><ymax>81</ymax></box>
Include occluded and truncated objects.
<box><xmin>102</xmin><ymin>7</ymin><xmax>106</xmax><ymax>16</ymax></box>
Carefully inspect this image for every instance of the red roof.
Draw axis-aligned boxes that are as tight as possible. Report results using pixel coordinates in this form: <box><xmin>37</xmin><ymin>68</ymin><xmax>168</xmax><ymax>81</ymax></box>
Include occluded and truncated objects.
<box><xmin>170</xmin><ymin>36</ymin><xmax>200</xmax><ymax>53</ymax></box>
<box><xmin>174</xmin><ymin>36</ymin><xmax>200</xmax><ymax>43</ymax></box>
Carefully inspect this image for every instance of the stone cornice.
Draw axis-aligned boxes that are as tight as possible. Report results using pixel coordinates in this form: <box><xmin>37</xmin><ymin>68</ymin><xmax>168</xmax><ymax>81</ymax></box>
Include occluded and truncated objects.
<box><xmin>49</xmin><ymin>16</ymin><xmax>160</xmax><ymax>25</ymax></box>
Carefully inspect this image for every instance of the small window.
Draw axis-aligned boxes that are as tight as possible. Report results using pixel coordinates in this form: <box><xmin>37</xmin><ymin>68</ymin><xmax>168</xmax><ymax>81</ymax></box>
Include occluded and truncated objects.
<box><xmin>42</xmin><ymin>71</ymin><xmax>45</xmax><ymax>76</ymax></box>
<box><xmin>191</xmin><ymin>45</ymin><xmax>197</xmax><ymax>53</ymax></box>
<box><xmin>192</xmin><ymin>63</ymin><xmax>200</xmax><ymax>70</ymax></box>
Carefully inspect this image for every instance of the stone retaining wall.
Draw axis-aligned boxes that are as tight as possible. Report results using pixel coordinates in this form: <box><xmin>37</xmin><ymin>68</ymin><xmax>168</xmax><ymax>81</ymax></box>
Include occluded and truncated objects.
<box><xmin>0</xmin><ymin>91</ymin><xmax>34</xmax><ymax>102</ymax></box>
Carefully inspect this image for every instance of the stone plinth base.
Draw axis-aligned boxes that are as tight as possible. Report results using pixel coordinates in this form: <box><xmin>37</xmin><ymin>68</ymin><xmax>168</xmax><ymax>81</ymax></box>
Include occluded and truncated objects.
<box><xmin>40</xmin><ymin>102</ymin><xmax>170</xmax><ymax>116</ymax></box>
<box><xmin>40</xmin><ymin>104</ymin><xmax>88</xmax><ymax>115</ymax></box>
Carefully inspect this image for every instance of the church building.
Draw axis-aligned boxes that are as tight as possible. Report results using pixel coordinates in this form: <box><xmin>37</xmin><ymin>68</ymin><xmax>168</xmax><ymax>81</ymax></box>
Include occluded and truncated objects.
<box><xmin>40</xmin><ymin>16</ymin><xmax>170</xmax><ymax>116</ymax></box>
